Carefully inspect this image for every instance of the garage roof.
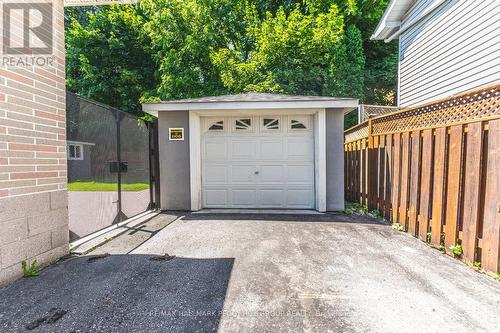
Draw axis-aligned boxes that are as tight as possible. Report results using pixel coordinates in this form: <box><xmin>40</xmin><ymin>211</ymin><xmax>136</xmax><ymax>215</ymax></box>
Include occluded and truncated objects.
<box><xmin>143</xmin><ymin>93</ymin><xmax>359</xmax><ymax>117</ymax></box>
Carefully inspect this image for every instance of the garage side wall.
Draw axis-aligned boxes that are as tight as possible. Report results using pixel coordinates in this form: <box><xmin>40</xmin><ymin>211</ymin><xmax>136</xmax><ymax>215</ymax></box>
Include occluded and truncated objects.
<box><xmin>158</xmin><ymin>112</ymin><xmax>191</xmax><ymax>210</ymax></box>
<box><xmin>325</xmin><ymin>110</ymin><xmax>345</xmax><ymax>211</ymax></box>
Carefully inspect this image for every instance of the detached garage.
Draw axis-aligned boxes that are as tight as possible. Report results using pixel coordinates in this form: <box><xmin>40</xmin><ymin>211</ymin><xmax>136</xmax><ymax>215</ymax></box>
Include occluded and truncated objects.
<box><xmin>143</xmin><ymin>93</ymin><xmax>358</xmax><ymax>212</ymax></box>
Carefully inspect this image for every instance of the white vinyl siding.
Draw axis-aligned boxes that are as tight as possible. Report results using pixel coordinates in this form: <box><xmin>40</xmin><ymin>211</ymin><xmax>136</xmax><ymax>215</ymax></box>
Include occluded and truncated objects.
<box><xmin>398</xmin><ymin>0</ymin><xmax>500</xmax><ymax>107</ymax></box>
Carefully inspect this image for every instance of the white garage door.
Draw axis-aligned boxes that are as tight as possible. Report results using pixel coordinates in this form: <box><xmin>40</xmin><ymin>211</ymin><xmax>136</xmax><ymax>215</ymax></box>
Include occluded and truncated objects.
<box><xmin>201</xmin><ymin>115</ymin><xmax>315</xmax><ymax>208</ymax></box>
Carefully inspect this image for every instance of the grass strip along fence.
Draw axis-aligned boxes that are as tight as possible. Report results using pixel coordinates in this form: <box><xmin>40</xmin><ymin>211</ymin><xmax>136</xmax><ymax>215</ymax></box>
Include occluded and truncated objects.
<box><xmin>344</xmin><ymin>84</ymin><xmax>499</xmax><ymax>275</ymax></box>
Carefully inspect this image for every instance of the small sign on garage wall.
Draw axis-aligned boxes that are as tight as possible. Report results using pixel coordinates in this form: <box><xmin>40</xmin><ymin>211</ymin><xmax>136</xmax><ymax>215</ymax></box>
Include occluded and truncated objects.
<box><xmin>169</xmin><ymin>128</ymin><xmax>184</xmax><ymax>141</ymax></box>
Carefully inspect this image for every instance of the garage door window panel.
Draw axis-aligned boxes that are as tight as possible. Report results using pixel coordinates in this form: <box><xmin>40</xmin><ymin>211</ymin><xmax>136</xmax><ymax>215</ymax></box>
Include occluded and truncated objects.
<box><xmin>208</xmin><ymin>120</ymin><xmax>224</xmax><ymax>131</ymax></box>
<box><xmin>262</xmin><ymin>118</ymin><xmax>280</xmax><ymax>130</ymax></box>
<box><xmin>235</xmin><ymin>118</ymin><xmax>252</xmax><ymax>131</ymax></box>
<box><xmin>289</xmin><ymin>117</ymin><xmax>309</xmax><ymax>130</ymax></box>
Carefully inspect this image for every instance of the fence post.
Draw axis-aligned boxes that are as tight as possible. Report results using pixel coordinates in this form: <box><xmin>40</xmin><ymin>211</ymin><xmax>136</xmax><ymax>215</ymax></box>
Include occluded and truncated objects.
<box><xmin>367</xmin><ymin>119</ymin><xmax>377</xmax><ymax>210</ymax></box>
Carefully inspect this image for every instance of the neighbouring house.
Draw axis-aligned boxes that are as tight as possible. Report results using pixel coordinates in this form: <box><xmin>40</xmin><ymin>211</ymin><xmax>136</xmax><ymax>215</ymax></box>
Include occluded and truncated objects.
<box><xmin>372</xmin><ymin>0</ymin><xmax>500</xmax><ymax>107</ymax></box>
<box><xmin>143</xmin><ymin>93</ymin><xmax>358</xmax><ymax>212</ymax></box>
<box><xmin>67</xmin><ymin>140</ymin><xmax>95</xmax><ymax>179</ymax></box>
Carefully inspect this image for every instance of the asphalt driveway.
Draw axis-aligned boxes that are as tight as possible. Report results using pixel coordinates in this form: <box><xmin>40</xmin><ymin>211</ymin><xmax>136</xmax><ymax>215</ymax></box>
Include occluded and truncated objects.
<box><xmin>1</xmin><ymin>212</ymin><xmax>499</xmax><ymax>332</ymax></box>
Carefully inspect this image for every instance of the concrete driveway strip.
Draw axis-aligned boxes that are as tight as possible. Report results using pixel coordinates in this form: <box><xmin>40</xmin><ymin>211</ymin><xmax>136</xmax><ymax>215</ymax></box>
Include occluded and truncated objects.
<box><xmin>0</xmin><ymin>213</ymin><xmax>499</xmax><ymax>333</ymax></box>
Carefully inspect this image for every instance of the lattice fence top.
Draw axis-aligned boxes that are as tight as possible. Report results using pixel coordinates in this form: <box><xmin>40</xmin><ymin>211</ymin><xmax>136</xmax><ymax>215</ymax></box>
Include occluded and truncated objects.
<box><xmin>359</xmin><ymin>105</ymin><xmax>398</xmax><ymax>122</ymax></box>
<box><xmin>345</xmin><ymin>122</ymin><xmax>369</xmax><ymax>143</ymax></box>
<box><xmin>345</xmin><ymin>84</ymin><xmax>500</xmax><ymax>142</ymax></box>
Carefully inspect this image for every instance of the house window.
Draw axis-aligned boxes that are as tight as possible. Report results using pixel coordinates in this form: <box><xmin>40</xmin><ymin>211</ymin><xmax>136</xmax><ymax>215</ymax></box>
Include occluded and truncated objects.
<box><xmin>263</xmin><ymin>118</ymin><xmax>279</xmax><ymax>130</ymax></box>
<box><xmin>68</xmin><ymin>144</ymin><xmax>83</xmax><ymax>160</ymax></box>
<box><xmin>290</xmin><ymin>119</ymin><xmax>307</xmax><ymax>129</ymax></box>
<box><xmin>209</xmin><ymin>120</ymin><xmax>224</xmax><ymax>130</ymax></box>
<box><xmin>235</xmin><ymin>118</ymin><xmax>252</xmax><ymax>130</ymax></box>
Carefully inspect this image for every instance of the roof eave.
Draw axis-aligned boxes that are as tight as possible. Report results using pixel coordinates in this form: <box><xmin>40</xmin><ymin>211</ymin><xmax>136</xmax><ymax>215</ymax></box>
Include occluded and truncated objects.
<box><xmin>371</xmin><ymin>0</ymin><xmax>413</xmax><ymax>41</ymax></box>
<box><xmin>143</xmin><ymin>99</ymin><xmax>359</xmax><ymax>116</ymax></box>
<box><xmin>371</xmin><ymin>21</ymin><xmax>401</xmax><ymax>40</ymax></box>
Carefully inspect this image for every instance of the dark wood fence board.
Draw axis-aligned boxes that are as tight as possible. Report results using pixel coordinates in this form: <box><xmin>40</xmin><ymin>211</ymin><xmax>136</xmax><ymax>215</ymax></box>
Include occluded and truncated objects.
<box><xmin>418</xmin><ymin>129</ymin><xmax>433</xmax><ymax>242</ymax></box>
<box><xmin>354</xmin><ymin>144</ymin><xmax>357</xmax><ymax>202</ymax></box>
<box><xmin>430</xmin><ymin>127</ymin><xmax>447</xmax><ymax>247</ymax></box>
<box><xmin>367</xmin><ymin>135</ymin><xmax>378</xmax><ymax>210</ymax></box>
<box><xmin>444</xmin><ymin>125</ymin><xmax>463</xmax><ymax>252</ymax></box>
<box><xmin>481</xmin><ymin>119</ymin><xmax>500</xmax><ymax>273</ymax></box>
<box><xmin>461</xmin><ymin>122</ymin><xmax>483</xmax><ymax>263</ymax></box>
<box><xmin>384</xmin><ymin>134</ymin><xmax>393</xmax><ymax>220</ymax></box>
<box><xmin>399</xmin><ymin>132</ymin><xmax>410</xmax><ymax>229</ymax></box>
<box><xmin>408</xmin><ymin>130</ymin><xmax>421</xmax><ymax>236</ymax></box>
<box><xmin>378</xmin><ymin>135</ymin><xmax>386</xmax><ymax>214</ymax></box>
<box><xmin>392</xmin><ymin>133</ymin><xmax>401</xmax><ymax>223</ymax></box>
<box><xmin>363</xmin><ymin>140</ymin><xmax>369</xmax><ymax>205</ymax></box>
<box><xmin>346</xmin><ymin>144</ymin><xmax>350</xmax><ymax>201</ymax></box>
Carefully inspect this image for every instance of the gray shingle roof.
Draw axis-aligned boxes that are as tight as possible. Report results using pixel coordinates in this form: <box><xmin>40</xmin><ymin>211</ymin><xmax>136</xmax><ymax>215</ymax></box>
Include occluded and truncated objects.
<box><xmin>156</xmin><ymin>93</ymin><xmax>353</xmax><ymax>104</ymax></box>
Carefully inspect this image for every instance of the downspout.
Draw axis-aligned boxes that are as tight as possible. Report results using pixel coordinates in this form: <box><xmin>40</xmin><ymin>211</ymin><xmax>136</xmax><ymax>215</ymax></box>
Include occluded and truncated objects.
<box><xmin>384</xmin><ymin>0</ymin><xmax>448</xmax><ymax>42</ymax></box>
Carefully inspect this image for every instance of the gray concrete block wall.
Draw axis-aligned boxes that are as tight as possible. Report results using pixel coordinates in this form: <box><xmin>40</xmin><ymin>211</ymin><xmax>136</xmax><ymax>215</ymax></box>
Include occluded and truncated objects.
<box><xmin>325</xmin><ymin>109</ymin><xmax>346</xmax><ymax>211</ymax></box>
<box><xmin>0</xmin><ymin>191</ymin><xmax>69</xmax><ymax>286</ymax></box>
<box><xmin>158</xmin><ymin>111</ymin><xmax>191</xmax><ymax>210</ymax></box>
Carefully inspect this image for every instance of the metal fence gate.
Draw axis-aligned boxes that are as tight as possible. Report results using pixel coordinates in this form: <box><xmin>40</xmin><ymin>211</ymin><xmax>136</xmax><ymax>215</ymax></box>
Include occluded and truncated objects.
<box><xmin>66</xmin><ymin>92</ymin><xmax>159</xmax><ymax>241</ymax></box>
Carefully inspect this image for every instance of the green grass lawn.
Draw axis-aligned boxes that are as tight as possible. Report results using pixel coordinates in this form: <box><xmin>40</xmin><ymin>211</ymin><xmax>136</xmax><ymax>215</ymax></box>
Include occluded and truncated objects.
<box><xmin>68</xmin><ymin>180</ymin><xmax>150</xmax><ymax>192</ymax></box>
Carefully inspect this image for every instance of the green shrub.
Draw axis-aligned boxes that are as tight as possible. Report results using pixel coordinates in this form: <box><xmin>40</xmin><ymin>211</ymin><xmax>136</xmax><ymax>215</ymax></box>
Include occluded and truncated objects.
<box><xmin>426</xmin><ymin>232</ymin><xmax>432</xmax><ymax>243</ymax></box>
<box><xmin>352</xmin><ymin>203</ymin><xmax>368</xmax><ymax>212</ymax></box>
<box><xmin>344</xmin><ymin>208</ymin><xmax>354</xmax><ymax>215</ymax></box>
<box><xmin>449</xmin><ymin>244</ymin><xmax>463</xmax><ymax>257</ymax></box>
<box><xmin>440</xmin><ymin>233</ymin><xmax>445</xmax><ymax>247</ymax></box>
<box><xmin>392</xmin><ymin>223</ymin><xmax>405</xmax><ymax>232</ymax></box>
<box><xmin>22</xmin><ymin>260</ymin><xmax>39</xmax><ymax>278</ymax></box>
<box><xmin>369</xmin><ymin>209</ymin><xmax>383</xmax><ymax>219</ymax></box>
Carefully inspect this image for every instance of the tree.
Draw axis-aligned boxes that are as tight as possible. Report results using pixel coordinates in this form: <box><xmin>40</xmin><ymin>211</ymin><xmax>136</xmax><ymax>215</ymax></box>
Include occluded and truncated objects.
<box><xmin>65</xmin><ymin>5</ymin><xmax>157</xmax><ymax>117</ymax></box>
<box><xmin>65</xmin><ymin>0</ymin><xmax>398</xmax><ymax>126</ymax></box>
<box><xmin>211</xmin><ymin>4</ymin><xmax>348</xmax><ymax>96</ymax></box>
<box><xmin>140</xmin><ymin>0</ymin><xmax>250</xmax><ymax>100</ymax></box>
<box><xmin>344</xmin><ymin>0</ymin><xmax>398</xmax><ymax>105</ymax></box>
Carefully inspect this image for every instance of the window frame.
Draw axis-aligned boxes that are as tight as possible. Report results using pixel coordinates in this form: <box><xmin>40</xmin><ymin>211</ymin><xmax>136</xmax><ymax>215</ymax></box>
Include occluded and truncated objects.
<box><xmin>289</xmin><ymin>117</ymin><xmax>309</xmax><ymax>130</ymax></box>
<box><xmin>233</xmin><ymin>117</ymin><xmax>253</xmax><ymax>131</ymax></box>
<box><xmin>261</xmin><ymin>117</ymin><xmax>281</xmax><ymax>131</ymax></box>
<box><xmin>68</xmin><ymin>143</ymin><xmax>84</xmax><ymax>161</ymax></box>
<box><xmin>208</xmin><ymin>120</ymin><xmax>224</xmax><ymax>131</ymax></box>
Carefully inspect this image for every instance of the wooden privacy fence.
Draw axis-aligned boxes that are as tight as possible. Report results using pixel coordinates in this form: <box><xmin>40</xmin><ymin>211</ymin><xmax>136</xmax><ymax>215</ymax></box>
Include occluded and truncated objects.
<box><xmin>344</xmin><ymin>84</ymin><xmax>500</xmax><ymax>274</ymax></box>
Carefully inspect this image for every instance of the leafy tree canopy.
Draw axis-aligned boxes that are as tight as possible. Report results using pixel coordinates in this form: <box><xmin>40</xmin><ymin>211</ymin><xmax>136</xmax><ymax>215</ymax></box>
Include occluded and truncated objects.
<box><xmin>65</xmin><ymin>0</ymin><xmax>397</xmax><ymax>128</ymax></box>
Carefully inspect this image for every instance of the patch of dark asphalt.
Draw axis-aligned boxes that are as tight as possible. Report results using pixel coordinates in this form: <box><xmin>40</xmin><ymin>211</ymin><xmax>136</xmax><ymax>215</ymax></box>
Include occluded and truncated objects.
<box><xmin>178</xmin><ymin>211</ymin><xmax>386</xmax><ymax>225</ymax></box>
<box><xmin>87</xmin><ymin>253</ymin><xmax>110</xmax><ymax>263</ymax></box>
<box><xmin>149</xmin><ymin>253</ymin><xmax>176</xmax><ymax>261</ymax></box>
<box><xmin>26</xmin><ymin>308</ymin><xmax>67</xmax><ymax>330</ymax></box>
<box><xmin>0</xmin><ymin>255</ymin><xmax>233</xmax><ymax>333</ymax></box>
